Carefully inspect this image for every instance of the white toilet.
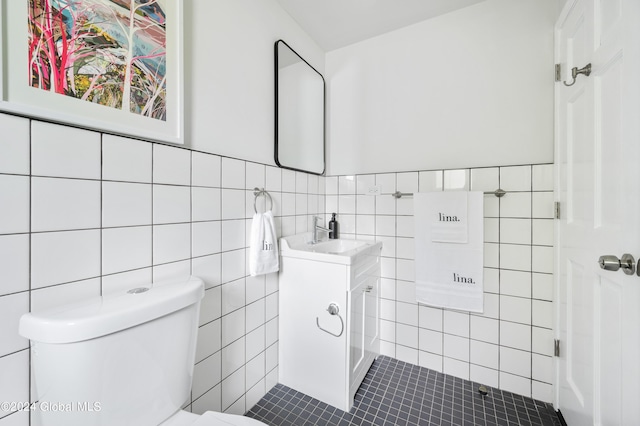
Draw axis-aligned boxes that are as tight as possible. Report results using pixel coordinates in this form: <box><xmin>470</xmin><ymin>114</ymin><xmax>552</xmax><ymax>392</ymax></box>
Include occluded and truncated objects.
<box><xmin>19</xmin><ymin>276</ymin><xmax>267</xmax><ymax>426</ymax></box>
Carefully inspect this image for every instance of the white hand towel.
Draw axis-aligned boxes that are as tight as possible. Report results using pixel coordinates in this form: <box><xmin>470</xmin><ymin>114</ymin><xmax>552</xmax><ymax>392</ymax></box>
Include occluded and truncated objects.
<box><xmin>414</xmin><ymin>191</ymin><xmax>484</xmax><ymax>313</ymax></box>
<box><xmin>250</xmin><ymin>211</ymin><xmax>279</xmax><ymax>276</ymax></box>
<box><xmin>429</xmin><ymin>191</ymin><xmax>468</xmax><ymax>243</ymax></box>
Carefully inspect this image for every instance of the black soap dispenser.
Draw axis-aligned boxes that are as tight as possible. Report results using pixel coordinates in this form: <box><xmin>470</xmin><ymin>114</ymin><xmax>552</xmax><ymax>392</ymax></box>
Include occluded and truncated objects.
<box><xmin>329</xmin><ymin>213</ymin><xmax>339</xmax><ymax>239</ymax></box>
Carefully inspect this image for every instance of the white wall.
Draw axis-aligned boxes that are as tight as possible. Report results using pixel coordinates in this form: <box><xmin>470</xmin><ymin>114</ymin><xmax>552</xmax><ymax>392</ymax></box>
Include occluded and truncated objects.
<box><xmin>185</xmin><ymin>0</ymin><xmax>325</xmax><ymax>166</ymax></box>
<box><xmin>326</xmin><ymin>0</ymin><xmax>556</xmax><ymax>176</ymax></box>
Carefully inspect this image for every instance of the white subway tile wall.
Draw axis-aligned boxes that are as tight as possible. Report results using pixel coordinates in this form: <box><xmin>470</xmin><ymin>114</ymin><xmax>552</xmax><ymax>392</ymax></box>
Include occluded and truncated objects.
<box><xmin>328</xmin><ymin>163</ymin><xmax>554</xmax><ymax>403</ymax></box>
<box><xmin>0</xmin><ymin>114</ymin><xmax>325</xmax><ymax>425</ymax></box>
<box><xmin>0</xmin><ymin>112</ymin><xmax>554</xmax><ymax>424</ymax></box>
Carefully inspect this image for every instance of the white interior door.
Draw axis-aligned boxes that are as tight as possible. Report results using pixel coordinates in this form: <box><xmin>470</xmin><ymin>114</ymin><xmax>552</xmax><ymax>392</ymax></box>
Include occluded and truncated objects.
<box><xmin>555</xmin><ymin>0</ymin><xmax>640</xmax><ymax>424</ymax></box>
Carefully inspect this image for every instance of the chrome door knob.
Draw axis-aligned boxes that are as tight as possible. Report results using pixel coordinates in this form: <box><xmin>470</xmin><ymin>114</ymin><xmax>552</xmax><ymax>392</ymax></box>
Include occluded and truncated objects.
<box><xmin>599</xmin><ymin>255</ymin><xmax>621</xmax><ymax>271</ymax></box>
<box><xmin>620</xmin><ymin>254</ymin><xmax>636</xmax><ymax>275</ymax></box>
<box><xmin>598</xmin><ymin>254</ymin><xmax>636</xmax><ymax>275</ymax></box>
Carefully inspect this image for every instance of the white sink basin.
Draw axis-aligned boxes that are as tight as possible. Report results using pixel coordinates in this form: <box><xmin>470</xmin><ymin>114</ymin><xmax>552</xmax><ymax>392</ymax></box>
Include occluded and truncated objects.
<box><xmin>306</xmin><ymin>239</ymin><xmax>369</xmax><ymax>254</ymax></box>
<box><xmin>280</xmin><ymin>233</ymin><xmax>382</xmax><ymax>265</ymax></box>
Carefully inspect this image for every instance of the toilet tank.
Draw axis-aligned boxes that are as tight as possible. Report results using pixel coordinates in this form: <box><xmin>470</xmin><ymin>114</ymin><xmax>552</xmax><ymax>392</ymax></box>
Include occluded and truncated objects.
<box><xmin>19</xmin><ymin>276</ymin><xmax>205</xmax><ymax>426</ymax></box>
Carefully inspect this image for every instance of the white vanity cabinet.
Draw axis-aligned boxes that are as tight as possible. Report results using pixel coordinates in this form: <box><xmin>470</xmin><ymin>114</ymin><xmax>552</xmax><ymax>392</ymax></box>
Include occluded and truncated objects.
<box><xmin>278</xmin><ymin>236</ymin><xmax>382</xmax><ymax>412</ymax></box>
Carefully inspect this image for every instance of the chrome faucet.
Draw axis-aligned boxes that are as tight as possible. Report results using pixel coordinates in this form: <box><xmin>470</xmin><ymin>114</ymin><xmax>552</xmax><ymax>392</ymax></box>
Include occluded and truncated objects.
<box><xmin>312</xmin><ymin>216</ymin><xmax>331</xmax><ymax>244</ymax></box>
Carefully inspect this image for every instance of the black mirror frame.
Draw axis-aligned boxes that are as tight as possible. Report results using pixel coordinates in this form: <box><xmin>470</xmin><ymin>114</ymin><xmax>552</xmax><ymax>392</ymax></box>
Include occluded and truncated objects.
<box><xmin>274</xmin><ymin>39</ymin><xmax>326</xmax><ymax>176</ymax></box>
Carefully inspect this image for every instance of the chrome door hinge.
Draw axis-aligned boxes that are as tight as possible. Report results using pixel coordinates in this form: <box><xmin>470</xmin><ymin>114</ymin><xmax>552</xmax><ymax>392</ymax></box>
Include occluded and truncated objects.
<box><xmin>555</xmin><ymin>64</ymin><xmax>562</xmax><ymax>82</ymax></box>
<box><xmin>554</xmin><ymin>202</ymin><xmax>561</xmax><ymax>219</ymax></box>
<box><xmin>554</xmin><ymin>339</ymin><xmax>561</xmax><ymax>357</ymax></box>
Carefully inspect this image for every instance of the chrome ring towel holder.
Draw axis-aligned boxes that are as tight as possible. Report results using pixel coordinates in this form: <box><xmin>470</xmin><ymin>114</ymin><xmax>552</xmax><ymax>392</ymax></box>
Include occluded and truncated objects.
<box><xmin>253</xmin><ymin>187</ymin><xmax>273</xmax><ymax>213</ymax></box>
<box><xmin>316</xmin><ymin>303</ymin><xmax>344</xmax><ymax>337</ymax></box>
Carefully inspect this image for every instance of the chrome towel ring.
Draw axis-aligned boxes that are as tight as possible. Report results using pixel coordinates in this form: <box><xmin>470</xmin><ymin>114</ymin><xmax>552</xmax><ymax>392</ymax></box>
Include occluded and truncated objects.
<box><xmin>316</xmin><ymin>303</ymin><xmax>344</xmax><ymax>338</ymax></box>
<box><xmin>253</xmin><ymin>187</ymin><xmax>273</xmax><ymax>213</ymax></box>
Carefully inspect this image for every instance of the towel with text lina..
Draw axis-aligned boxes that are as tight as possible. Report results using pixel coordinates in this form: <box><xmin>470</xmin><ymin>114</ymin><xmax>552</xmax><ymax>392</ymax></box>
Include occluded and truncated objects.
<box><xmin>249</xmin><ymin>211</ymin><xmax>279</xmax><ymax>276</ymax></box>
<box><xmin>414</xmin><ymin>191</ymin><xmax>484</xmax><ymax>313</ymax></box>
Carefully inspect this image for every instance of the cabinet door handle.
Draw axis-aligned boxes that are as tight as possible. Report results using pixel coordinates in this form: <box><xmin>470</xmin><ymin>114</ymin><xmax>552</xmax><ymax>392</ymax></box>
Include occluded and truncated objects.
<box><xmin>316</xmin><ymin>303</ymin><xmax>344</xmax><ymax>337</ymax></box>
<box><xmin>364</xmin><ymin>285</ymin><xmax>373</xmax><ymax>293</ymax></box>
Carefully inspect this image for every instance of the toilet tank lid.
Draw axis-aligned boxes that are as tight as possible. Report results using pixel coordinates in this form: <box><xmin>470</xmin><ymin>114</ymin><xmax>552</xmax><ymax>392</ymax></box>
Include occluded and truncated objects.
<box><xmin>19</xmin><ymin>276</ymin><xmax>205</xmax><ymax>344</ymax></box>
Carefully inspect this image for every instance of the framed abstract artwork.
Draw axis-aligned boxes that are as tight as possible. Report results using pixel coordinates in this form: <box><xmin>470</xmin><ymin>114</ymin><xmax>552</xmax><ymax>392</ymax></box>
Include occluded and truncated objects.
<box><xmin>0</xmin><ymin>0</ymin><xmax>183</xmax><ymax>144</ymax></box>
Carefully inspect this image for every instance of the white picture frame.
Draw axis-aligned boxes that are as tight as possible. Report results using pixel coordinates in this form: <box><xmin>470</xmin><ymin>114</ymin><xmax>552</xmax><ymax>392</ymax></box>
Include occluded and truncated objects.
<box><xmin>0</xmin><ymin>0</ymin><xmax>183</xmax><ymax>144</ymax></box>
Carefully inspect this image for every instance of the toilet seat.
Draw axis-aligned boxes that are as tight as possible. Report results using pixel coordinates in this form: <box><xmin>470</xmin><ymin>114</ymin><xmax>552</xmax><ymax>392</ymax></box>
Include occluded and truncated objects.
<box><xmin>160</xmin><ymin>410</ymin><xmax>267</xmax><ymax>426</ymax></box>
<box><xmin>193</xmin><ymin>411</ymin><xmax>267</xmax><ymax>425</ymax></box>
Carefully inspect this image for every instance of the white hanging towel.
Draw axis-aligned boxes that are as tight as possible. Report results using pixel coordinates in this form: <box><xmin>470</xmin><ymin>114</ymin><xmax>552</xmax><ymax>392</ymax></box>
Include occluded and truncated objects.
<box><xmin>414</xmin><ymin>191</ymin><xmax>484</xmax><ymax>313</ymax></box>
<box><xmin>249</xmin><ymin>211</ymin><xmax>279</xmax><ymax>276</ymax></box>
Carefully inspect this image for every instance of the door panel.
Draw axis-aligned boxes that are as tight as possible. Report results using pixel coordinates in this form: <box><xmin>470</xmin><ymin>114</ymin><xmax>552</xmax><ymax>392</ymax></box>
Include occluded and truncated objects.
<box><xmin>596</xmin><ymin>276</ymin><xmax>622</xmax><ymax>424</ymax></box>
<box><xmin>557</xmin><ymin>2</ymin><xmax>594</xmax><ymax>422</ymax></box>
<box><xmin>595</xmin><ymin>0</ymin><xmax>621</xmax><ymax>45</ymax></box>
<box><xmin>556</xmin><ymin>0</ymin><xmax>640</xmax><ymax>424</ymax></box>
<box><xmin>364</xmin><ymin>276</ymin><xmax>380</xmax><ymax>357</ymax></box>
<box><xmin>566</xmin><ymin>87</ymin><xmax>591</xmax><ymax>227</ymax></box>
<box><xmin>594</xmin><ymin>55</ymin><xmax>622</xmax><ymax>231</ymax></box>
<box><xmin>350</xmin><ymin>280</ymin><xmax>365</xmax><ymax>374</ymax></box>
<box><xmin>565</xmin><ymin>258</ymin><xmax>591</xmax><ymax>409</ymax></box>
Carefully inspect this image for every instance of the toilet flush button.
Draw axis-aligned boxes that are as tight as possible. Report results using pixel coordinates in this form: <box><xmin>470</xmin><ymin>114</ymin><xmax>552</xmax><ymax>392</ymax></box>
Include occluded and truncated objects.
<box><xmin>127</xmin><ymin>287</ymin><xmax>150</xmax><ymax>294</ymax></box>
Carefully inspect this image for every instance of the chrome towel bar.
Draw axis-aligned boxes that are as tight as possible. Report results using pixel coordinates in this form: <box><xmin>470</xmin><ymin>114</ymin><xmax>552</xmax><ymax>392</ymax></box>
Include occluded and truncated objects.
<box><xmin>392</xmin><ymin>188</ymin><xmax>506</xmax><ymax>199</ymax></box>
